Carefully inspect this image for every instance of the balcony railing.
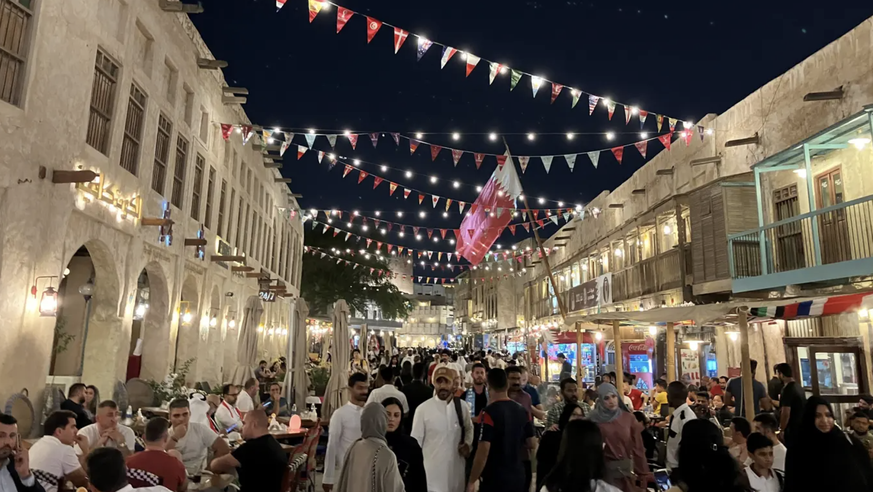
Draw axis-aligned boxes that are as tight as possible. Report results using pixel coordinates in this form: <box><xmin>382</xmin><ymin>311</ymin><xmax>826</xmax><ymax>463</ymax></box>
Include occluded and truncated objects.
<box><xmin>728</xmin><ymin>194</ymin><xmax>873</xmax><ymax>290</ymax></box>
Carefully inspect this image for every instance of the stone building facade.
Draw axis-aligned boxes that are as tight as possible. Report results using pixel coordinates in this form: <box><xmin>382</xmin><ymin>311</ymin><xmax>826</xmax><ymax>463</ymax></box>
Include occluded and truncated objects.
<box><xmin>0</xmin><ymin>0</ymin><xmax>303</xmax><ymax>407</ymax></box>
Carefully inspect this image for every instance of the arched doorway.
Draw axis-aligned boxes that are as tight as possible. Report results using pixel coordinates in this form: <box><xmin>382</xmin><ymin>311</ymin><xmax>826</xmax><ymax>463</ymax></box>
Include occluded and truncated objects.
<box><xmin>174</xmin><ymin>275</ymin><xmax>200</xmax><ymax>382</ymax></box>
<box><xmin>49</xmin><ymin>241</ymin><xmax>121</xmax><ymax>397</ymax></box>
<box><xmin>133</xmin><ymin>263</ymin><xmax>170</xmax><ymax>382</ymax></box>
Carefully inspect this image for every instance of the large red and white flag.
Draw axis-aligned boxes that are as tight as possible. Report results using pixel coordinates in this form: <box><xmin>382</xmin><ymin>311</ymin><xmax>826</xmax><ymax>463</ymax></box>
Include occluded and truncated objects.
<box><xmin>456</xmin><ymin>151</ymin><xmax>523</xmax><ymax>266</ymax></box>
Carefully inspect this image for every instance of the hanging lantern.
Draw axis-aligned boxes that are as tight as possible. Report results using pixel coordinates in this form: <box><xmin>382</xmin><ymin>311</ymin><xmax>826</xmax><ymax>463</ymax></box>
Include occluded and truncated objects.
<box><xmin>39</xmin><ymin>286</ymin><xmax>59</xmax><ymax>317</ymax></box>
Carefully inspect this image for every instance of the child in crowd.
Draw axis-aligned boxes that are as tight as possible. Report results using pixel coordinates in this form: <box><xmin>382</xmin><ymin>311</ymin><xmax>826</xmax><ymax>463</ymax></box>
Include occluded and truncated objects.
<box><xmin>742</xmin><ymin>432</ymin><xmax>784</xmax><ymax>492</ymax></box>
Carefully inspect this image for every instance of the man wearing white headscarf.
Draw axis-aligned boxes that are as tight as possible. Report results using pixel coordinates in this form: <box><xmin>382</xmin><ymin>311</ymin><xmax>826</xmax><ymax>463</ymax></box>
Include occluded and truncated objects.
<box><xmin>335</xmin><ymin>403</ymin><xmax>405</xmax><ymax>492</ymax></box>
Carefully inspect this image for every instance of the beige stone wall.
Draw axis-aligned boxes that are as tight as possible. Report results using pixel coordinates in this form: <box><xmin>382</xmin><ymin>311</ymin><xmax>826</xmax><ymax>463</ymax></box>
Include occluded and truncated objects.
<box><xmin>0</xmin><ymin>1</ymin><xmax>304</xmax><ymax>407</ymax></box>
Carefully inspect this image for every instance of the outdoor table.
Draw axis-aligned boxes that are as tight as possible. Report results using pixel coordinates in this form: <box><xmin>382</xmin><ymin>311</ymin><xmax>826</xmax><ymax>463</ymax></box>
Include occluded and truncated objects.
<box><xmin>269</xmin><ymin>429</ymin><xmax>307</xmax><ymax>440</ymax></box>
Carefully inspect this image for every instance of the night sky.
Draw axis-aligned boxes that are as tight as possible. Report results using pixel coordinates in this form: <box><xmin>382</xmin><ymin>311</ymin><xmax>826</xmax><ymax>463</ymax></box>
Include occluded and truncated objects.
<box><xmin>192</xmin><ymin>0</ymin><xmax>873</xmax><ymax>275</ymax></box>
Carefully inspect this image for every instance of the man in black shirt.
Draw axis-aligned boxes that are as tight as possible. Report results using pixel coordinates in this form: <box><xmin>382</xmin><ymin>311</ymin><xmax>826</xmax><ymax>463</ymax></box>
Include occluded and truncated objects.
<box><xmin>775</xmin><ymin>363</ymin><xmax>805</xmax><ymax>446</ymax></box>
<box><xmin>401</xmin><ymin>362</ymin><xmax>433</xmax><ymax>427</ymax></box>
<box><xmin>210</xmin><ymin>409</ymin><xmax>286</xmax><ymax>492</ymax></box>
<box><xmin>467</xmin><ymin>368</ymin><xmax>534</xmax><ymax>492</ymax></box>
<box><xmin>462</xmin><ymin>363</ymin><xmax>489</xmax><ymax>481</ymax></box>
<box><xmin>60</xmin><ymin>383</ymin><xmax>92</xmax><ymax>430</ymax></box>
<box><xmin>557</xmin><ymin>353</ymin><xmax>572</xmax><ymax>381</ymax></box>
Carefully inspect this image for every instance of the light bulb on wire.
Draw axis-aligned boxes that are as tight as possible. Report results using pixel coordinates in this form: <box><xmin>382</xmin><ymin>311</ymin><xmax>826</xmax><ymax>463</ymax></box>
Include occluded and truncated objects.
<box><xmin>527</xmin><ymin>133</ymin><xmax>536</xmax><ymax>141</ymax></box>
<box><xmin>606</xmin><ymin>132</ymin><xmax>615</xmax><ymax>141</ymax></box>
<box><xmin>452</xmin><ymin>132</ymin><xmax>460</xmax><ymax>141</ymax></box>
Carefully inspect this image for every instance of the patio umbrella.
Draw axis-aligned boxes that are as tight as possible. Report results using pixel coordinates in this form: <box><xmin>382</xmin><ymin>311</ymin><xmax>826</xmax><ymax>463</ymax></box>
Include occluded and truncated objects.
<box><xmin>384</xmin><ymin>331</ymin><xmax>394</xmax><ymax>359</ymax></box>
<box><xmin>289</xmin><ymin>298</ymin><xmax>311</xmax><ymax>413</ymax></box>
<box><xmin>321</xmin><ymin>300</ymin><xmax>350</xmax><ymax>421</ymax></box>
<box><xmin>229</xmin><ymin>296</ymin><xmax>264</xmax><ymax>386</ymax></box>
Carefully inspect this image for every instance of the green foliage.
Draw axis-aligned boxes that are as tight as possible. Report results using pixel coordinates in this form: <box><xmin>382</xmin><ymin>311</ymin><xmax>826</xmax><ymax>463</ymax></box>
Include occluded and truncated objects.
<box><xmin>146</xmin><ymin>358</ymin><xmax>199</xmax><ymax>404</ymax></box>
<box><xmin>53</xmin><ymin>317</ymin><xmax>75</xmax><ymax>356</ymax></box>
<box><xmin>301</xmin><ymin>231</ymin><xmax>412</xmax><ymax>319</ymax></box>
<box><xmin>309</xmin><ymin>366</ymin><xmax>330</xmax><ymax>396</ymax></box>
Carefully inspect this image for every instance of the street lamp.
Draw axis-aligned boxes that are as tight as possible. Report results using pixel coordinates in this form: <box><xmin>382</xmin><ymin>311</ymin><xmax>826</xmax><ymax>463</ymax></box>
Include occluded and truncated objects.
<box><xmin>39</xmin><ymin>287</ymin><xmax>59</xmax><ymax>317</ymax></box>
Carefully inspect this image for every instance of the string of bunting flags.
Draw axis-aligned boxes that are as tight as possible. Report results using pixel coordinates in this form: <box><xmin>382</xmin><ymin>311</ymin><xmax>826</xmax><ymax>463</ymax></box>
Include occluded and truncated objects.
<box><xmin>220</xmin><ymin>122</ymin><xmax>709</xmax><ymax>175</ymax></box>
<box><xmin>291</xmin><ymin>0</ymin><xmax>705</xmax><ymax>133</ymax></box>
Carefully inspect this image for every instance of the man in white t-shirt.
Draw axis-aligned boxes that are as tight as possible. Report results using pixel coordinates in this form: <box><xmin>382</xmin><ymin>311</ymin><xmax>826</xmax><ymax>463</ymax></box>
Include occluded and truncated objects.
<box><xmin>214</xmin><ymin>384</ymin><xmax>243</xmax><ymax>433</ymax></box>
<box><xmin>164</xmin><ymin>398</ymin><xmax>230</xmax><ymax>475</ymax></box>
<box><xmin>77</xmin><ymin>400</ymin><xmax>135</xmax><ymax>457</ymax></box>
<box><xmin>752</xmin><ymin>413</ymin><xmax>787</xmax><ymax>472</ymax></box>
<box><xmin>28</xmin><ymin>410</ymin><xmax>90</xmax><ymax>492</ymax></box>
<box><xmin>367</xmin><ymin>366</ymin><xmax>410</xmax><ymax>412</ymax></box>
<box><xmin>665</xmin><ymin>382</ymin><xmax>693</xmax><ymax>473</ymax></box>
<box><xmin>237</xmin><ymin>378</ymin><xmax>258</xmax><ymax>417</ymax></box>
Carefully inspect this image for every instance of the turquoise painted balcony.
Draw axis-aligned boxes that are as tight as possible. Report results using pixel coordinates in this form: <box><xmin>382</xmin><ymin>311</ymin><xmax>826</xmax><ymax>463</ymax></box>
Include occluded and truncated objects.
<box><xmin>728</xmin><ymin>108</ymin><xmax>873</xmax><ymax>293</ymax></box>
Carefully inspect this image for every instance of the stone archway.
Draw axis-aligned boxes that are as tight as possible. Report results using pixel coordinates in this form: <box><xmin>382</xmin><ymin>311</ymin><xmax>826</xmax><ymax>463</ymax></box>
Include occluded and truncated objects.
<box><xmin>136</xmin><ymin>262</ymin><xmax>170</xmax><ymax>382</ymax></box>
<box><xmin>174</xmin><ymin>275</ymin><xmax>200</xmax><ymax>381</ymax></box>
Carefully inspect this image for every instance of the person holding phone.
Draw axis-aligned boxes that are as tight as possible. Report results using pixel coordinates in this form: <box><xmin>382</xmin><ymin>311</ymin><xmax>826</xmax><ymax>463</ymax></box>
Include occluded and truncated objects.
<box><xmin>0</xmin><ymin>413</ymin><xmax>44</xmax><ymax>492</ymax></box>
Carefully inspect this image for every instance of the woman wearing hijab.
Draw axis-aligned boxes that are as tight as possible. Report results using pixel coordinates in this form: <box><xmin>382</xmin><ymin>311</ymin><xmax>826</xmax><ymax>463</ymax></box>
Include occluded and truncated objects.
<box><xmin>666</xmin><ymin>419</ymin><xmax>748</xmax><ymax>492</ymax></box>
<box><xmin>586</xmin><ymin>383</ymin><xmax>651</xmax><ymax>492</ymax></box>
<box><xmin>541</xmin><ymin>420</ymin><xmax>622</xmax><ymax>492</ymax></box>
<box><xmin>381</xmin><ymin>397</ymin><xmax>426</xmax><ymax>492</ymax></box>
<box><xmin>784</xmin><ymin>396</ymin><xmax>873</xmax><ymax>492</ymax></box>
<box><xmin>537</xmin><ymin>402</ymin><xmax>585</xmax><ymax>490</ymax></box>
<box><xmin>335</xmin><ymin>402</ymin><xmax>405</xmax><ymax>492</ymax></box>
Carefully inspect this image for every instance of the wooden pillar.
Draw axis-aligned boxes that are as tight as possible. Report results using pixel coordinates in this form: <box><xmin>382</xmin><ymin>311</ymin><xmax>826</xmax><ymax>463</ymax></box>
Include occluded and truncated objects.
<box><xmin>739</xmin><ymin>310</ymin><xmax>755</xmax><ymax>419</ymax></box>
<box><xmin>613</xmin><ymin>320</ymin><xmax>624</xmax><ymax>391</ymax></box>
<box><xmin>576</xmin><ymin>322</ymin><xmax>583</xmax><ymax>381</ymax></box>
<box><xmin>666</xmin><ymin>322</ymin><xmax>676</xmax><ymax>382</ymax></box>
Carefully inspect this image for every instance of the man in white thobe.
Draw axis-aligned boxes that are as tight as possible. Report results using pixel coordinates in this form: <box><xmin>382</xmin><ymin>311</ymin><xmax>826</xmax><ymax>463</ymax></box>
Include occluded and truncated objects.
<box><xmin>322</xmin><ymin>372</ymin><xmax>369</xmax><ymax>491</ymax></box>
<box><xmin>412</xmin><ymin>366</ymin><xmax>473</xmax><ymax>492</ymax></box>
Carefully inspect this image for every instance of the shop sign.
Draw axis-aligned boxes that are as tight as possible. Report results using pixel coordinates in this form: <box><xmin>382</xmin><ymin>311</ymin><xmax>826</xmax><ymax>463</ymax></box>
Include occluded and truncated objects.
<box><xmin>568</xmin><ymin>273</ymin><xmax>613</xmax><ymax>311</ymax></box>
<box><xmin>680</xmin><ymin>348</ymin><xmax>700</xmax><ymax>385</ymax></box>
<box><xmin>76</xmin><ymin>173</ymin><xmax>142</xmax><ymax>219</ymax></box>
<box><xmin>215</xmin><ymin>238</ymin><xmax>232</xmax><ymax>268</ymax></box>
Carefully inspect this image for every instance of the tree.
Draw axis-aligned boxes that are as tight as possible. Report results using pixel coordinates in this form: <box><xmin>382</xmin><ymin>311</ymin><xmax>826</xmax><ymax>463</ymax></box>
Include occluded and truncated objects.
<box><xmin>301</xmin><ymin>229</ymin><xmax>411</xmax><ymax>319</ymax></box>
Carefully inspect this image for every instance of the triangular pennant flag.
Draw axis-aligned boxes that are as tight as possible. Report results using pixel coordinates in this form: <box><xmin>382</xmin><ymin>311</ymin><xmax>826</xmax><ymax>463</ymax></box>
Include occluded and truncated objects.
<box><xmin>440</xmin><ymin>46</ymin><xmax>457</xmax><ymax>68</ymax></box>
<box><xmin>445</xmin><ymin>199</ymin><xmax>452</xmax><ymax>212</ymax></box>
<box><xmin>403</xmin><ymin>188</ymin><xmax>411</xmax><ymax>199</ymax></box>
<box><xmin>451</xmin><ymin>149</ymin><xmax>463</xmax><ymax>166</ymax></box>
<box><xmin>342</xmin><ymin>165</ymin><xmax>353</xmax><ymax>177</ymax></box>
<box><xmin>431</xmin><ymin>195</ymin><xmax>439</xmax><ymax>208</ymax></box>
<box><xmin>488</xmin><ymin>62</ymin><xmax>502</xmax><ymax>85</ymax></box>
<box><xmin>438</xmin><ymin>252</ymin><xmax>442</xmax><ymax>261</ymax></box>
<box><xmin>317</xmin><ymin>151</ymin><xmax>324</xmax><ymax>163</ymax></box>
<box><xmin>634</xmin><ymin>141</ymin><xmax>648</xmax><ymax>159</ymax></box>
<box><xmin>347</xmin><ymin>133</ymin><xmax>358</xmax><ymax>149</ymax></box>
<box><xmin>509</xmin><ymin>224</ymin><xmax>516</xmax><ymax>235</ymax></box>
<box><xmin>639</xmin><ymin>110</ymin><xmax>649</xmax><ymax>129</ymax></box>
<box><xmin>398</xmin><ymin>246</ymin><xmax>404</xmax><ymax>254</ymax></box>
<box><xmin>327</xmin><ymin>159</ymin><xmax>336</xmax><ymax>171</ymax></box>
<box><xmin>550</xmin><ymin>215</ymin><xmax>560</xmax><ymax>225</ymax></box>
<box><xmin>563</xmin><ymin>212</ymin><xmax>570</xmax><ymax>222</ymax></box>
<box><xmin>440</xmin><ymin>229</ymin><xmax>447</xmax><ymax>239</ymax></box>
<box><xmin>427</xmin><ymin>229</ymin><xmax>433</xmax><ymax>239</ymax></box>
<box><xmin>393</xmin><ymin>27</ymin><xmax>409</xmax><ymax>53</ymax></box>
<box><xmin>522</xmin><ymin>222</ymin><xmax>530</xmax><ymax>232</ymax></box>
<box><xmin>345</xmin><ymin>232</ymin><xmax>351</xmax><ymax>241</ymax></box>
<box><xmin>374</xmin><ymin>218</ymin><xmax>380</xmax><ymax>229</ymax></box>
<box><xmin>496</xmin><ymin>155</ymin><xmax>507</xmax><ymax>169</ymax></box>
<box><xmin>658</xmin><ymin>132</ymin><xmax>672</xmax><ymax>151</ymax></box>
<box><xmin>369</xmin><ymin>132</ymin><xmax>379</xmax><ymax>148</ymax></box>
<box><xmin>537</xmin><ymin>219</ymin><xmax>545</xmax><ymax>228</ymax></box>
<box><xmin>611</xmin><ymin>146</ymin><xmax>624</xmax><ymax>164</ymax></box>
<box><xmin>565</xmin><ymin>154</ymin><xmax>577</xmax><ymax>172</ymax></box>
<box><xmin>322</xmin><ymin>224</ymin><xmax>330</xmax><ymax>234</ymax></box>
<box><xmin>357</xmin><ymin>170</ymin><xmax>368</xmax><ymax>184</ymax></box>
<box><xmin>683</xmin><ymin>130</ymin><xmax>693</xmax><ymax>147</ymax></box>
<box><xmin>531</xmin><ymin>76</ymin><xmax>543</xmax><ymax>98</ymax></box>
<box><xmin>465</xmin><ymin>54</ymin><xmax>480</xmax><ymax>77</ymax></box>
<box><xmin>624</xmin><ymin>105</ymin><xmax>632</xmax><ymax>125</ymax></box>
<box><xmin>607</xmin><ymin>100</ymin><xmax>616</xmax><ymax>120</ymax></box>
<box><xmin>276</xmin><ymin>0</ymin><xmax>287</xmax><ymax>11</ymax></box>
<box><xmin>668</xmin><ymin>118</ymin><xmax>677</xmax><ymax>132</ymax></box>
<box><xmin>474</xmin><ymin>153</ymin><xmax>484</xmax><ymax>169</ymax></box>
<box><xmin>409</xmin><ymin>139</ymin><xmax>420</xmax><ymax>155</ymax></box>
<box><xmin>656</xmin><ymin>114</ymin><xmax>664</xmax><ymax>132</ymax></box>
<box><xmin>542</xmin><ymin>156</ymin><xmax>553</xmax><ymax>173</ymax></box>
<box><xmin>304</xmin><ymin>133</ymin><xmax>316</xmax><ymax>148</ymax></box>
<box><xmin>372</xmin><ymin>176</ymin><xmax>384</xmax><ymax>189</ymax></box>
<box><xmin>333</xmin><ymin>229</ymin><xmax>339</xmax><ymax>237</ymax></box>
<box><xmin>518</xmin><ymin>156</ymin><xmax>530</xmax><ymax>173</ymax></box>
<box><xmin>376</xmin><ymin>241</ymin><xmax>382</xmax><ymax>251</ymax></box>
<box><xmin>280</xmin><ymin>139</ymin><xmax>291</xmax><ymax>157</ymax></box>
<box><xmin>453</xmin><ymin>229</ymin><xmax>460</xmax><ymax>238</ymax></box>
<box><xmin>387</xmin><ymin>223</ymin><xmax>393</xmax><ymax>232</ymax></box>
<box><xmin>532</xmin><ymin>210</ymin><xmax>539</xmax><ymax>220</ymax></box>
<box><xmin>418</xmin><ymin>194</ymin><xmax>425</xmax><ymax>205</ymax></box>
<box><xmin>570</xmin><ymin>89</ymin><xmax>581</xmax><ymax>108</ymax></box>
<box><xmin>417</xmin><ymin>38</ymin><xmax>433</xmax><ymax>61</ymax></box>
<box><xmin>297</xmin><ymin>145</ymin><xmax>307</xmax><ymax>159</ymax></box>
<box><xmin>448</xmin><ymin>253</ymin><xmax>453</xmax><ymax>261</ymax></box>
<box><xmin>550</xmin><ymin>83</ymin><xmax>563</xmax><ymax>104</ymax></box>
<box><xmin>496</xmin><ymin>207</ymin><xmax>503</xmax><ymax>218</ymax></box>
<box><xmin>220</xmin><ymin>124</ymin><xmax>233</xmax><ymax>140</ymax></box>
<box><xmin>587</xmin><ymin>151</ymin><xmax>600</xmax><ymax>169</ymax></box>
<box><xmin>698</xmin><ymin>126</ymin><xmax>705</xmax><ymax>141</ymax></box>
<box><xmin>336</xmin><ymin>7</ymin><xmax>353</xmax><ymax>32</ymax></box>
<box><xmin>366</xmin><ymin>238</ymin><xmax>372</xmax><ymax>247</ymax></box>
<box><xmin>366</xmin><ymin>17</ymin><xmax>382</xmax><ymax>43</ymax></box>
<box><xmin>510</xmin><ymin>69</ymin><xmax>522</xmax><ymax>91</ymax></box>
<box><xmin>458</xmin><ymin>202</ymin><xmax>466</xmax><ymax>214</ymax></box>
<box><xmin>326</xmin><ymin>134</ymin><xmax>337</xmax><ymax>148</ymax></box>
<box><xmin>389</xmin><ymin>182</ymin><xmax>398</xmax><ymax>196</ymax></box>
<box><xmin>588</xmin><ymin>95</ymin><xmax>600</xmax><ymax>115</ymax></box>
<box><xmin>241</xmin><ymin>125</ymin><xmax>253</xmax><ymax>145</ymax></box>
<box><xmin>389</xmin><ymin>133</ymin><xmax>399</xmax><ymax>145</ymax></box>
<box><xmin>387</xmin><ymin>244</ymin><xmax>393</xmax><ymax>253</ymax></box>
<box><xmin>430</xmin><ymin>145</ymin><xmax>442</xmax><ymax>161</ymax></box>
<box><xmin>308</xmin><ymin>0</ymin><xmax>323</xmax><ymax>22</ymax></box>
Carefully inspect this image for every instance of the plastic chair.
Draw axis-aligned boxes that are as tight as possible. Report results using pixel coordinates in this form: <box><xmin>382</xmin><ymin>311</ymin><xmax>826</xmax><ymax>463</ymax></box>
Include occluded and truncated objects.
<box><xmin>287</xmin><ymin>422</ymin><xmax>322</xmax><ymax>491</ymax></box>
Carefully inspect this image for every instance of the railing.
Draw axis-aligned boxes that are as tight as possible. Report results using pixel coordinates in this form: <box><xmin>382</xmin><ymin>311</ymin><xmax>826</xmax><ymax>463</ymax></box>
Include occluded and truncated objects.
<box><xmin>728</xmin><ymin>194</ymin><xmax>873</xmax><ymax>279</ymax></box>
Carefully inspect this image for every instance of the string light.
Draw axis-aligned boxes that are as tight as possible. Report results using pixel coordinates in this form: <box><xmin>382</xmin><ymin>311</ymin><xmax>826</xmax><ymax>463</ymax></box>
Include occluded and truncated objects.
<box><xmin>566</xmin><ymin>133</ymin><xmax>574</xmax><ymax>140</ymax></box>
<box><xmin>527</xmin><ymin>133</ymin><xmax>536</xmax><ymax>141</ymax></box>
<box><xmin>380</xmin><ymin>165</ymin><xmax>388</xmax><ymax>171</ymax></box>
<box><xmin>397</xmin><ymin>211</ymin><xmax>404</xmax><ymax>217</ymax></box>
<box><xmin>415</xmin><ymin>132</ymin><xmax>423</xmax><ymax>139</ymax></box>
<box><xmin>343</xmin><ymin>130</ymin><xmax>351</xmax><ymax>136</ymax></box>
<box><xmin>476</xmin><ymin>185</ymin><xmax>483</xmax><ymax>192</ymax></box>
<box><xmin>606</xmin><ymin>132</ymin><xmax>615</xmax><ymax>141</ymax></box>
<box><xmin>640</xmin><ymin>132</ymin><xmax>648</xmax><ymax>139</ymax></box>
<box><xmin>452</xmin><ymin>132</ymin><xmax>460</xmax><ymax>141</ymax></box>
<box><xmin>374</xmin><ymin>211</ymin><xmax>381</xmax><ymax>216</ymax></box>
<box><xmin>430</xmin><ymin>176</ymin><xmax>438</xmax><ymax>183</ymax></box>
<box><xmin>453</xmin><ymin>181</ymin><xmax>460</xmax><ymax>188</ymax></box>
<box><xmin>353</xmin><ymin>159</ymin><xmax>360</xmax><ymax>166</ymax></box>
<box><xmin>419</xmin><ymin>211</ymin><xmax>426</xmax><ymax>218</ymax></box>
<box><xmin>405</xmin><ymin>170</ymin><xmax>413</xmax><ymax>178</ymax></box>
<box><xmin>489</xmin><ymin>133</ymin><xmax>497</xmax><ymax>141</ymax></box>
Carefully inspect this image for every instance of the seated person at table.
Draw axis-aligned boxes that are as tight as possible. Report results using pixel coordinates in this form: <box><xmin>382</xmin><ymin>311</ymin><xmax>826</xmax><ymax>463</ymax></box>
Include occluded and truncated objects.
<box><xmin>28</xmin><ymin>411</ymin><xmax>90</xmax><ymax>492</ymax></box>
<box><xmin>210</xmin><ymin>410</ymin><xmax>286</xmax><ymax>492</ymax></box>
<box><xmin>77</xmin><ymin>400</ymin><xmax>136</xmax><ymax>457</ymax></box>
<box><xmin>263</xmin><ymin>382</ymin><xmax>290</xmax><ymax>417</ymax></box>
<box><xmin>87</xmin><ymin>447</ymin><xmax>169</xmax><ymax>492</ymax></box>
<box><xmin>214</xmin><ymin>384</ymin><xmax>243</xmax><ymax>433</ymax></box>
<box><xmin>164</xmin><ymin>398</ymin><xmax>230</xmax><ymax>475</ymax></box>
<box><xmin>237</xmin><ymin>379</ymin><xmax>258</xmax><ymax>418</ymax></box>
<box><xmin>127</xmin><ymin>417</ymin><xmax>187</xmax><ymax>491</ymax></box>
<box><xmin>60</xmin><ymin>383</ymin><xmax>93</xmax><ymax>431</ymax></box>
